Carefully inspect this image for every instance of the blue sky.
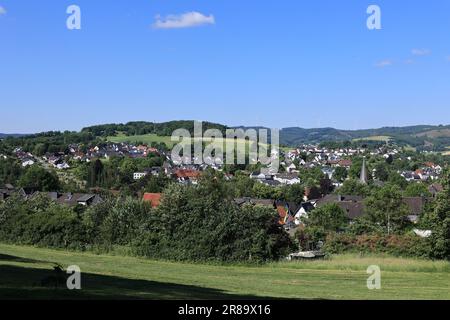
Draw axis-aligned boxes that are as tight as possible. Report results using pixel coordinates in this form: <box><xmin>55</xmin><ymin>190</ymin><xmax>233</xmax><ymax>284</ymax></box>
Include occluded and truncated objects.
<box><xmin>0</xmin><ymin>0</ymin><xmax>449</xmax><ymax>133</ymax></box>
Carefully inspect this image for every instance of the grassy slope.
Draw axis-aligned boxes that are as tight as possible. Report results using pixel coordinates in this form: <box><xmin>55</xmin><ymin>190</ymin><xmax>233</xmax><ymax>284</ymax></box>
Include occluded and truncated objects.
<box><xmin>107</xmin><ymin>134</ymin><xmax>275</xmax><ymax>153</ymax></box>
<box><xmin>108</xmin><ymin>134</ymin><xmax>176</xmax><ymax>147</ymax></box>
<box><xmin>352</xmin><ymin>136</ymin><xmax>392</xmax><ymax>142</ymax></box>
<box><xmin>416</xmin><ymin>129</ymin><xmax>450</xmax><ymax>138</ymax></box>
<box><xmin>0</xmin><ymin>244</ymin><xmax>449</xmax><ymax>300</ymax></box>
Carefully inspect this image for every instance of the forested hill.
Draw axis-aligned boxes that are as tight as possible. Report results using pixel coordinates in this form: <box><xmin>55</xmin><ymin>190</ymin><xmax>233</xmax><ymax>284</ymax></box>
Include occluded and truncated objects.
<box><xmin>81</xmin><ymin>121</ymin><xmax>228</xmax><ymax>137</ymax></box>
<box><xmin>279</xmin><ymin>125</ymin><xmax>450</xmax><ymax>150</ymax></box>
<box><xmin>0</xmin><ymin>133</ymin><xmax>28</xmax><ymax>139</ymax></box>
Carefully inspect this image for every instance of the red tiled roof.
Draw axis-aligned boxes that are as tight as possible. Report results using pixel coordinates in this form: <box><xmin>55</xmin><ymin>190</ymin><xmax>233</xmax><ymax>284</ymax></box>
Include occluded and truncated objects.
<box><xmin>276</xmin><ymin>205</ymin><xmax>288</xmax><ymax>225</ymax></box>
<box><xmin>143</xmin><ymin>193</ymin><xmax>162</xmax><ymax>208</ymax></box>
<box><xmin>175</xmin><ymin>169</ymin><xmax>201</xmax><ymax>179</ymax></box>
<box><xmin>338</xmin><ymin>159</ymin><xmax>352</xmax><ymax>167</ymax></box>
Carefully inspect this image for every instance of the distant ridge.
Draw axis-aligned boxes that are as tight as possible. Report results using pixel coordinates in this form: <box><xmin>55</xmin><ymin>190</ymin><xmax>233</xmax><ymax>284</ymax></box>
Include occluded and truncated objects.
<box><xmin>79</xmin><ymin>121</ymin><xmax>450</xmax><ymax>151</ymax></box>
<box><xmin>0</xmin><ymin>133</ymin><xmax>30</xmax><ymax>139</ymax></box>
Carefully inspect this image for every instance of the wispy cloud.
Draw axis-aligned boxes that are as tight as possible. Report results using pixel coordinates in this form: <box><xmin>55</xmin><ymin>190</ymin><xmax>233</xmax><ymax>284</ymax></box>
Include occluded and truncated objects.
<box><xmin>404</xmin><ymin>59</ymin><xmax>415</xmax><ymax>65</ymax></box>
<box><xmin>152</xmin><ymin>11</ymin><xmax>215</xmax><ymax>29</ymax></box>
<box><xmin>0</xmin><ymin>6</ymin><xmax>6</xmax><ymax>15</ymax></box>
<box><xmin>411</xmin><ymin>48</ymin><xmax>431</xmax><ymax>56</ymax></box>
<box><xmin>446</xmin><ymin>56</ymin><xmax>450</xmax><ymax>62</ymax></box>
<box><xmin>375</xmin><ymin>60</ymin><xmax>393</xmax><ymax>68</ymax></box>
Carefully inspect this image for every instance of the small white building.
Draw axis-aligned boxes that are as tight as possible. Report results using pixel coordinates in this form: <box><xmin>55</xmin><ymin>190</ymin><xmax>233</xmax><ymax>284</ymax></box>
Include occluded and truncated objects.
<box><xmin>274</xmin><ymin>173</ymin><xmax>301</xmax><ymax>185</ymax></box>
<box><xmin>133</xmin><ymin>172</ymin><xmax>148</xmax><ymax>180</ymax></box>
<box><xmin>21</xmin><ymin>159</ymin><xmax>35</xmax><ymax>167</ymax></box>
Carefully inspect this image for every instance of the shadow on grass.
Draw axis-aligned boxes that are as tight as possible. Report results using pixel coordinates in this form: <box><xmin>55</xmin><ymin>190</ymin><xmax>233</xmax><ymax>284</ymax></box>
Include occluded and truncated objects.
<box><xmin>0</xmin><ymin>257</ymin><xmax>275</xmax><ymax>300</ymax></box>
<box><xmin>0</xmin><ymin>253</ymin><xmax>51</xmax><ymax>265</ymax></box>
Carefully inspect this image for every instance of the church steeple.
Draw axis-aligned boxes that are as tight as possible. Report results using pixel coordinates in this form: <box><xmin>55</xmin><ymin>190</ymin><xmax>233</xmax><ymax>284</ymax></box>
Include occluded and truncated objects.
<box><xmin>360</xmin><ymin>157</ymin><xmax>368</xmax><ymax>184</ymax></box>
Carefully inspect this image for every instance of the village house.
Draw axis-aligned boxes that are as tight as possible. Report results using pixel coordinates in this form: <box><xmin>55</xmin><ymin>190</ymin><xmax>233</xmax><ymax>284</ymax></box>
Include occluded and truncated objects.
<box><xmin>43</xmin><ymin>192</ymin><xmax>104</xmax><ymax>207</ymax></box>
<box><xmin>316</xmin><ymin>194</ymin><xmax>365</xmax><ymax>220</ymax></box>
<box><xmin>142</xmin><ymin>193</ymin><xmax>162</xmax><ymax>208</ymax></box>
<box><xmin>428</xmin><ymin>183</ymin><xmax>443</xmax><ymax>197</ymax></box>
<box><xmin>174</xmin><ymin>169</ymin><xmax>202</xmax><ymax>185</ymax></box>
<box><xmin>274</xmin><ymin>173</ymin><xmax>301</xmax><ymax>185</ymax></box>
<box><xmin>234</xmin><ymin>198</ymin><xmax>275</xmax><ymax>207</ymax></box>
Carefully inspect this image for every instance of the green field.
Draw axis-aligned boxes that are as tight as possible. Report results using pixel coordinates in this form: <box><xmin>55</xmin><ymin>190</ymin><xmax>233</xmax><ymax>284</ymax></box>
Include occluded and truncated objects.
<box><xmin>107</xmin><ymin>133</ymin><xmax>273</xmax><ymax>152</ymax></box>
<box><xmin>353</xmin><ymin>136</ymin><xmax>392</xmax><ymax>142</ymax></box>
<box><xmin>443</xmin><ymin>147</ymin><xmax>450</xmax><ymax>156</ymax></box>
<box><xmin>108</xmin><ymin>133</ymin><xmax>176</xmax><ymax>147</ymax></box>
<box><xmin>0</xmin><ymin>244</ymin><xmax>449</xmax><ymax>300</ymax></box>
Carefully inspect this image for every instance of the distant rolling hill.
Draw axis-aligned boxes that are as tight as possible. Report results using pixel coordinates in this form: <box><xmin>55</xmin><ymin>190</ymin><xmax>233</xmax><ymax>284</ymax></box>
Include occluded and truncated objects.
<box><xmin>0</xmin><ymin>133</ymin><xmax>29</xmax><ymax>139</ymax></box>
<box><xmin>278</xmin><ymin>125</ymin><xmax>450</xmax><ymax>150</ymax></box>
<box><xmin>99</xmin><ymin>122</ymin><xmax>450</xmax><ymax>151</ymax></box>
<box><xmin>231</xmin><ymin>124</ymin><xmax>450</xmax><ymax>150</ymax></box>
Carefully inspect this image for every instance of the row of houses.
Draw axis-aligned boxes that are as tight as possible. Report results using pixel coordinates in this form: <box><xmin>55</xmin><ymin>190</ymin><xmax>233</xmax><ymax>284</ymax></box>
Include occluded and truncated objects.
<box><xmin>13</xmin><ymin>148</ymin><xmax>36</xmax><ymax>167</ymax></box>
<box><xmin>0</xmin><ymin>185</ymin><xmax>103</xmax><ymax>207</ymax></box>
<box><xmin>249</xmin><ymin>172</ymin><xmax>301</xmax><ymax>186</ymax></box>
<box><xmin>69</xmin><ymin>143</ymin><xmax>160</xmax><ymax>162</ymax></box>
<box><xmin>400</xmin><ymin>166</ymin><xmax>442</xmax><ymax>182</ymax></box>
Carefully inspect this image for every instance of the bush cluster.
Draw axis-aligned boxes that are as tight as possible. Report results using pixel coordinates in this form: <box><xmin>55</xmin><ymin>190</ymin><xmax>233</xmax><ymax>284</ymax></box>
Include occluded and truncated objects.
<box><xmin>0</xmin><ymin>179</ymin><xmax>292</xmax><ymax>263</ymax></box>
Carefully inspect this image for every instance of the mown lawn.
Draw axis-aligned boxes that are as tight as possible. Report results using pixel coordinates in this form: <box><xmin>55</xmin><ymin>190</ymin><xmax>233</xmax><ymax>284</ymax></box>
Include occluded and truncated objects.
<box><xmin>0</xmin><ymin>244</ymin><xmax>448</xmax><ymax>300</ymax></box>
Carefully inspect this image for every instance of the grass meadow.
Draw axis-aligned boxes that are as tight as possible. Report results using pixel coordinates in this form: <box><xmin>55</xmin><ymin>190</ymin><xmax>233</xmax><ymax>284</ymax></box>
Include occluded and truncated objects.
<box><xmin>0</xmin><ymin>244</ymin><xmax>448</xmax><ymax>300</ymax></box>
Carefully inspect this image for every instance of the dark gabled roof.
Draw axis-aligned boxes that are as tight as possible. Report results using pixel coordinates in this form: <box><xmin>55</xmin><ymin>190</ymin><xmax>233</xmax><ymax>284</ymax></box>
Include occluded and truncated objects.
<box><xmin>316</xmin><ymin>194</ymin><xmax>363</xmax><ymax>205</ymax></box>
<box><xmin>316</xmin><ymin>194</ymin><xmax>365</xmax><ymax>219</ymax></box>
<box><xmin>235</xmin><ymin>198</ymin><xmax>274</xmax><ymax>207</ymax></box>
<box><xmin>337</xmin><ymin>202</ymin><xmax>365</xmax><ymax>220</ymax></box>
<box><xmin>261</xmin><ymin>180</ymin><xmax>281</xmax><ymax>186</ymax></box>
<box><xmin>252</xmin><ymin>199</ymin><xmax>275</xmax><ymax>207</ymax></box>
<box><xmin>275</xmin><ymin>173</ymin><xmax>299</xmax><ymax>180</ymax></box>
<box><xmin>48</xmin><ymin>192</ymin><xmax>59</xmax><ymax>200</ymax></box>
<box><xmin>402</xmin><ymin>197</ymin><xmax>432</xmax><ymax>216</ymax></box>
<box><xmin>77</xmin><ymin>194</ymin><xmax>96</xmax><ymax>202</ymax></box>
<box><xmin>234</xmin><ymin>198</ymin><xmax>248</xmax><ymax>206</ymax></box>
<box><xmin>428</xmin><ymin>184</ymin><xmax>444</xmax><ymax>194</ymax></box>
<box><xmin>37</xmin><ymin>192</ymin><xmax>104</xmax><ymax>207</ymax></box>
<box><xmin>287</xmin><ymin>202</ymin><xmax>301</xmax><ymax>214</ymax></box>
<box><xmin>300</xmin><ymin>202</ymin><xmax>315</xmax><ymax>212</ymax></box>
<box><xmin>19</xmin><ymin>188</ymin><xmax>38</xmax><ymax>197</ymax></box>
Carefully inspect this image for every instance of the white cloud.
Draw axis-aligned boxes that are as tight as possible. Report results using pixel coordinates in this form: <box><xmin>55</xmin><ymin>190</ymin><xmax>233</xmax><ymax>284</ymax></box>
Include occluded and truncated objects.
<box><xmin>152</xmin><ymin>11</ymin><xmax>215</xmax><ymax>29</ymax></box>
<box><xmin>375</xmin><ymin>60</ymin><xmax>393</xmax><ymax>68</ymax></box>
<box><xmin>411</xmin><ymin>48</ymin><xmax>431</xmax><ymax>56</ymax></box>
<box><xmin>0</xmin><ymin>6</ymin><xmax>6</xmax><ymax>15</ymax></box>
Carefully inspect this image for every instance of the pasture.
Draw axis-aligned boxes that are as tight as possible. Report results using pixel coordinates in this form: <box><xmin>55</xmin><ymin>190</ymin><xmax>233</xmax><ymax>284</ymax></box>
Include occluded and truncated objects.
<box><xmin>0</xmin><ymin>244</ymin><xmax>448</xmax><ymax>300</ymax></box>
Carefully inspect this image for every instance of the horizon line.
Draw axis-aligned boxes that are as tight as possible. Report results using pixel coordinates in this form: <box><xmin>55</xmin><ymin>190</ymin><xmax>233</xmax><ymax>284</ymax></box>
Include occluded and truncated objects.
<box><xmin>1</xmin><ymin>121</ymin><xmax>449</xmax><ymax>135</ymax></box>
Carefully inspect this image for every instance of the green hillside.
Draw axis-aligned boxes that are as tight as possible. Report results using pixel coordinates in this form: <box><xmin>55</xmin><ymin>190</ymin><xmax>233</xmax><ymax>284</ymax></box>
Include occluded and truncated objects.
<box><xmin>107</xmin><ymin>133</ymin><xmax>271</xmax><ymax>153</ymax></box>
